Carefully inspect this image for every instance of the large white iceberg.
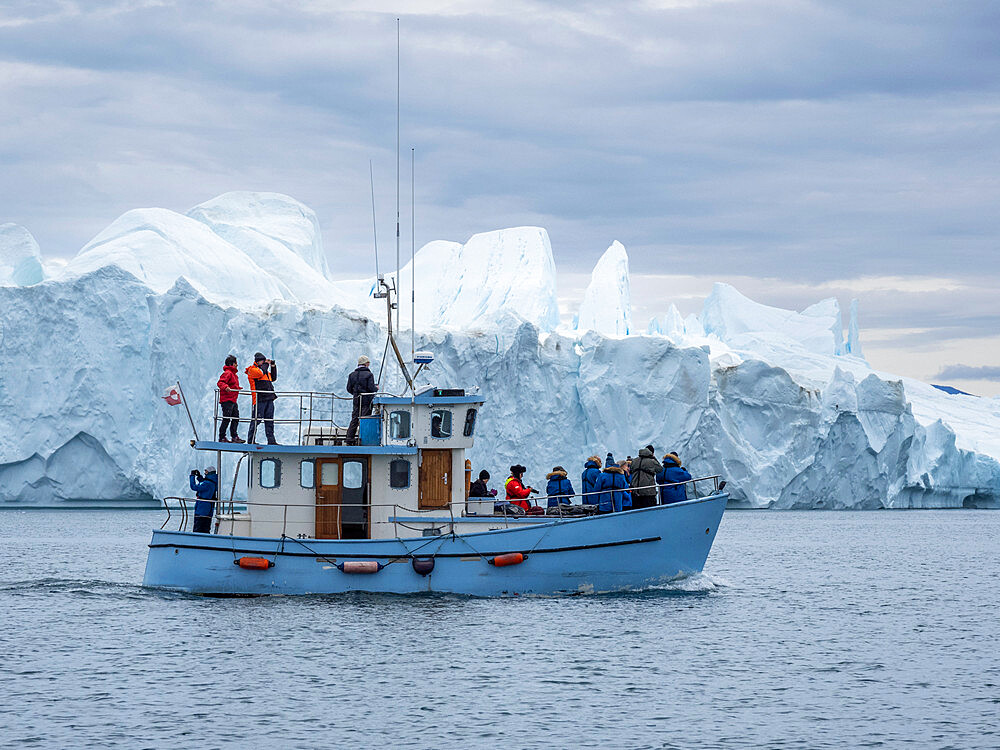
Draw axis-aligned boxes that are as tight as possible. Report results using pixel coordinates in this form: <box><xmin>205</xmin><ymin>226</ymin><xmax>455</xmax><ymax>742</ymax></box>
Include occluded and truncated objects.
<box><xmin>1</xmin><ymin>195</ymin><xmax>997</xmax><ymax>509</ymax></box>
<box><xmin>0</xmin><ymin>223</ymin><xmax>45</xmax><ymax>286</ymax></box>
<box><xmin>576</xmin><ymin>240</ymin><xmax>631</xmax><ymax>337</ymax></box>
<box><xmin>341</xmin><ymin>226</ymin><xmax>561</xmax><ymax>332</ymax></box>
<box><xmin>187</xmin><ymin>192</ymin><xmax>339</xmax><ymax>305</ymax></box>
<box><xmin>60</xmin><ymin>207</ymin><xmax>291</xmax><ymax>307</ymax></box>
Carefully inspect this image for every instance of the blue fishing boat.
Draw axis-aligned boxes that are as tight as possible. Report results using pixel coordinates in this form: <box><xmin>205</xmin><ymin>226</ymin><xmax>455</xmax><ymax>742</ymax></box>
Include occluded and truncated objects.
<box><xmin>143</xmin><ymin>280</ymin><xmax>728</xmax><ymax>598</ymax></box>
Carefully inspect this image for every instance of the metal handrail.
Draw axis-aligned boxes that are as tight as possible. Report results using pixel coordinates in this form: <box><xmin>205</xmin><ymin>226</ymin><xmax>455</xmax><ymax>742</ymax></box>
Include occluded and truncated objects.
<box><xmin>212</xmin><ymin>387</ymin><xmax>400</xmax><ymax>445</ymax></box>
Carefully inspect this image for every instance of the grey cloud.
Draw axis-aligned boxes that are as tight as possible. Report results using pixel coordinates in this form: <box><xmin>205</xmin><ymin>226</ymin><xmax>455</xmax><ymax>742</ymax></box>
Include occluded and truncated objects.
<box><xmin>934</xmin><ymin>365</ymin><xmax>1000</xmax><ymax>381</ymax></box>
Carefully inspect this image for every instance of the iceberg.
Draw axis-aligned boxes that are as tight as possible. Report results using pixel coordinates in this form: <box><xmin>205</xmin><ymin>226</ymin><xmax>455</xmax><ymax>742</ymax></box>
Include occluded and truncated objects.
<box><xmin>1</xmin><ymin>194</ymin><xmax>997</xmax><ymax>509</ymax></box>
<box><xmin>576</xmin><ymin>241</ymin><xmax>631</xmax><ymax>336</ymax></box>
<box><xmin>340</xmin><ymin>226</ymin><xmax>560</xmax><ymax>332</ymax></box>
<box><xmin>60</xmin><ymin>207</ymin><xmax>291</xmax><ymax>308</ymax></box>
<box><xmin>0</xmin><ymin>223</ymin><xmax>44</xmax><ymax>286</ymax></box>
<box><xmin>187</xmin><ymin>192</ymin><xmax>340</xmax><ymax>305</ymax></box>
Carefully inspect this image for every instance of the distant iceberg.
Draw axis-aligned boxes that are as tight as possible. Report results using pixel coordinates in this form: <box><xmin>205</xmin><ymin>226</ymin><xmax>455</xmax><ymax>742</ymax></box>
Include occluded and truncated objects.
<box><xmin>1</xmin><ymin>193</ymin><xmax>997</xmax><ymax>509</ymax></box>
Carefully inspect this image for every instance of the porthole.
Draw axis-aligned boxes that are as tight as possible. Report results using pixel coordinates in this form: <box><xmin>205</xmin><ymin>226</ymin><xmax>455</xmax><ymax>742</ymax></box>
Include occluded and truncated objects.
<box><xmin>260</xmin><ymin>458</ymin><xmax>281</xmax><ymax>489</ymax></box>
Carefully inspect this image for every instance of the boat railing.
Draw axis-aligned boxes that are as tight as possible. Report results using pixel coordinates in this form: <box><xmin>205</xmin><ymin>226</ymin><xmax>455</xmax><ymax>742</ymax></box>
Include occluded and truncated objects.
<box><xmin>210</xmin><ymin>388</ymin><xmax>398</xmax><ymax>446</ymax></box>
<box><xmin>158</xmin><ymin>475</ymin><xmax>725</xmax><ymax>534</ymax></box>
<box><xmin>538</xmin><ymin>474</ymin><xmax>725</xmax><ymax>516</ymax></box>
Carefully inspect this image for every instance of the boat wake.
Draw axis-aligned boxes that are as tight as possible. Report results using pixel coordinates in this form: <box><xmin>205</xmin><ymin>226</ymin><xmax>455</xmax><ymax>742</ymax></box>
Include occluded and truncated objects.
<box><xmin>0</xmin><ymin>577</ymin><xmax>162</xmax><ymax>599</ymax></box>
<box><xmin>642</xmin><ymin>571</ymin><xmax>732</xmax><ymax>595</ymax></box>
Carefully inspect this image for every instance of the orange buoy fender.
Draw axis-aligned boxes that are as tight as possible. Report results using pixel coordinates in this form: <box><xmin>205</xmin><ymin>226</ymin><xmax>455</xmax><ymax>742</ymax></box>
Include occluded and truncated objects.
<box><xmin>490</xmin><ymin>552</ymin><xmax>525</xmax><ymax>567</ymax></box>
<box><xmin>234</xmin><ymin>556</ymin><xmax>273</xmax><ymax>570</ymax></box>
<box><xmin>337</xmin><ymin>561</ymin><xmax>384</xmax><ymax>574</ymax></box>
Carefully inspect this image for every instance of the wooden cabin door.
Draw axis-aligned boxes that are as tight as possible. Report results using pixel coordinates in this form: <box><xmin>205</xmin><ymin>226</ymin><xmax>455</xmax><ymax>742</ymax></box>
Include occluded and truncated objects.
<box><xmin>419</xmin><ymin>449</ymin><xmax>452</xmax><ymax>509</ymax></box>
<box><xmin>316</xmin><ymin>458</ymin><xmax>342</xmax><ymax>539</ymax></box>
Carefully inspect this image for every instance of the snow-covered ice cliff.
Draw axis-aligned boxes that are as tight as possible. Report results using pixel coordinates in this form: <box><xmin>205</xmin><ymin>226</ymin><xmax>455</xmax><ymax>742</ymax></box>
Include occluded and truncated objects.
<box><xmin>1</xmin><ymin>192</ymin><xmax>998</xmax><ymax>508</ymax></box>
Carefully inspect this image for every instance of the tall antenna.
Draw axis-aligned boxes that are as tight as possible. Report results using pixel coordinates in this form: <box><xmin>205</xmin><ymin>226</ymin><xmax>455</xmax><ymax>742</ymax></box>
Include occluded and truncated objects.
<box><xmin>411</xmin><ymin>147</ymin><xmax>415</xmax><ymax>361</ymax></box>
<box><xmin>369</xmin><ymin>160</ymin><xmax>379</xmax><ymax>279</ymax></box>
<box><xmin>395</xmin><ymin>17</ymin><xmax>400</xmax><ymax>317</ymax></box>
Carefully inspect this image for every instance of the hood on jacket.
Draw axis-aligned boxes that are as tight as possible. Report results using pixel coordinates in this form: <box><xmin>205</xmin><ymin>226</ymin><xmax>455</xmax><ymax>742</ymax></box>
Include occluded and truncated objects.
<box><xmin>546</xmin><ymin>470</ymin><xmax>568</xmax><ymax>480</ymax></box>
<box><xmin>603</xmin><ymin>465</ymin><xmax>624</xmax><ymax>474</ymax></box>
<box><xmin>638</xmin><ymin>446</ymin><xmax>655</xmax><ymax>459</ymax></box>
<box><xmin>585</xmin><ymin>456</ymin><xmax>602</xmax><ymax>469</ymax></box>
<box><xmin>223</xmin><ymin>365</ymin><xmax>238</xmax><ymax>374</ymax></box>
<box><xmin>662</xmin><ymin>453</ymin><xmax>682</xmax><ymax>467</ymax></box>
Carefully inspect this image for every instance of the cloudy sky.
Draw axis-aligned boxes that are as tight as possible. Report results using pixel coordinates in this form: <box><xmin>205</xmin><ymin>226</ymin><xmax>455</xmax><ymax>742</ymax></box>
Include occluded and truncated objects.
<box><xmin>2</xmin><ymin>0</ymin><xmax>999</xmax><ymax>394</ymax></box>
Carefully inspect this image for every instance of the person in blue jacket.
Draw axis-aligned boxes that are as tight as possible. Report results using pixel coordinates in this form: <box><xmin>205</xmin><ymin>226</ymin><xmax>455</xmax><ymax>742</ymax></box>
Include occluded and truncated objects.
<box><xmin>656</xmin><ymin>453</ymin><xmax>692</xmax><ymax>505</ymax></box>
<box><xmin>595</xmin><ymin>461</ymin><xmax>632</xmax><ymax>513</ymax></box>
<box><xmin>189</xmin><ymin>466</ymin><xmax>218</xmax><ymax>533</ymax></box>
<box><xmin>545</xmin><ymin>466</ymin><xmax>575</xmax><ymax>507</ymax></box>
<box><xmin>580</xmin><ymin>456</ymin><xmax>602</xmax><ymax>505</ymax></box>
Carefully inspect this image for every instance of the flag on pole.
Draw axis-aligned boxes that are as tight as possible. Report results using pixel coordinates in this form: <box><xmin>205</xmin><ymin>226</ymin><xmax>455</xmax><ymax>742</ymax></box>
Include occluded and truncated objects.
<box><xmin>162</xmin><ymin>385</ymin><xmax>182</xmax><ymax>406</ymax></box>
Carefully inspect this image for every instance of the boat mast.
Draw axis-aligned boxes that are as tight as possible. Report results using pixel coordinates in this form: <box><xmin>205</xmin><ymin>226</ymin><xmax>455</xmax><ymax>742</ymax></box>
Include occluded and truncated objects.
<box><xmin>411</xmin><ymin>147</ymin><xmax>415</xmax><ymax>362</ymax></box>
<box><xmin>394</xmin><ymin>16</ymin><xmax>400</xmax><ymax>340</ymax></box>
<box><xmin>379</xmin><ymin>17</ymin><xmax>414</xmax><ymax>393</ymax></box>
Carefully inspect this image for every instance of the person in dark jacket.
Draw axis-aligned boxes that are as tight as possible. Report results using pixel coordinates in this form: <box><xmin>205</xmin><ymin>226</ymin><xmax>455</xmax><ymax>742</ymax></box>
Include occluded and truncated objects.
<box><xmin>469</xmin><ymin>469</ymin><xmax>493</xmax><ymax>498</ymax></box>
<box><xmin>189</xmin><ymin>466</ymin><xmax>218</xmax><ymax>533</ymax></box>
<box><xmin>346</xmin><ymin>355</ymin><xmax>377</xmax><ymax>444</ymax></box>
<box><xmin>629</xmin><ymin>445</ymin><xmax>660</xmax><ymax>509</ymax></box>
<box><xmin>545</xmin><ymin>466</ymin><xmax>575</xmax><ymax>507</ymax></box>
<box><xmin>246</xmin><ymin>353</ymin><xmax>278</xmax><ymax>445</ymax></box>
<box><xmin>217</xmin><ymin>355</ymin><xmax>245</xmax><ymax>443</ymax></box>
<box><xmin>580</xmin><ymin>456</ymin><xmax>602</xmax><ymax>505</ymax></box>
<box><xmin>595</xmin><ymin>461</ymin><xmax>632</xmax><ymax>513</ymax></box>
<box><xmin>656</xmin><ymin>452</ymin><xmax>693</xmax><ymax>505</ymax></box>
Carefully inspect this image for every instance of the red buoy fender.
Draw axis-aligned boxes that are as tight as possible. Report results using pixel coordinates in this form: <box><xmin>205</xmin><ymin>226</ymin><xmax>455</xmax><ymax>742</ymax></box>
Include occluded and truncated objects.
<box><xmin>338</xmin><ymin>561</ymin><xmax>383</xmax><ymax>574</ymax></box>
<box><xmin>235</xmin><ymin>556</ymin><xmax>273</xmax><ymax>570</ymax></box>
<box><xmin>490</xmin><ymin>552</ymin><xmax>525</xmax><ymax>567</ymax></box>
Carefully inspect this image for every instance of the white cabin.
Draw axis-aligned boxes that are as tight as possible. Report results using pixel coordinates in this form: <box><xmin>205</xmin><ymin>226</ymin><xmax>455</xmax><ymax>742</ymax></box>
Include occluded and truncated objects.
<box><xmin>211</xmin><ymin>389</ymin><xmax>513</xmax><ymax>540</ymax></box>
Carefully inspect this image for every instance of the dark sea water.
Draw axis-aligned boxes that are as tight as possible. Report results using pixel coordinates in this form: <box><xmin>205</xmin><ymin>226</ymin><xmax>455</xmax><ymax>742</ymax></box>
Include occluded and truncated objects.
<box><xmin>0</xmin><ymin>509</ymin><xmax>997</xmax><ymax>749</ymax></box>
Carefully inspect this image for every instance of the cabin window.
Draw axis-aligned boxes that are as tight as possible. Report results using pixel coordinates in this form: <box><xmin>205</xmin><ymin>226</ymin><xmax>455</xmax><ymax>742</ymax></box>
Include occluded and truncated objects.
<box><xmin>389</xmin><ymin>459</ymin><xmax>410</xmax><ymax>488</ymax></box>
<box><xmin>430</xmin><ymin>409</ymin><xmax>452</xmax><ymax>438</ymax></box>
<box><xmin>320</xmin><ymin>461</ymin><xmax>339</xmax><ymax>486</ymax></box>
<box><xmin>463</xmin><ymin>408</ymin><xmax>477</xmax><ymax>437</ymax></box>
<box><xmin>300</xmin><ymin>459</ymin><xmax>315</xmax><ymax>489</ymax></box>
<box><xmin>343</xmin><ymin>460</ymin><xmax>363</xmax><ymax>490</ymax></box>
<box><xmin>260</xmin><ymin>458</ymin><xmax>281</xmax><ymax>489</ymax></box>
<box><xmin>389</xmin><ymin>410</ymin><xmax>411</xmax><ymax>440</ymax></box>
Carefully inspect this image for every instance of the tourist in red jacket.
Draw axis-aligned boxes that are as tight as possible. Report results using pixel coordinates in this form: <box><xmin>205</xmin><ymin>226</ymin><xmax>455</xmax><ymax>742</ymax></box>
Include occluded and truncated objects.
<box><xmin>504</xmin><ymin>464</ymin><xmax>537</xmax><ymax>510</ymax></box>
<box><xmin>216</xmin><ymin>355</ymin><xmax>245</xmax><ymax>443</ymax></box>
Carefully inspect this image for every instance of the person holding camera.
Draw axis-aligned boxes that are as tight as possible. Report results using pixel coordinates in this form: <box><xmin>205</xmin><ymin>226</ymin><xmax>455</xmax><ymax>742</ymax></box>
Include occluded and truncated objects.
<box><xmin>189</xmin><ymin>466</ymin><xmax>218</xmax><ymax>533</ymax></box>
<box><xmin>245</xmin><ymin>352</ymin><xmax>278</xmax><ymax>445</ymax></box>
<box><xmin>504</xmin><ymin>464</ymin><xmax>537</xmax><ymax>511</ymax></box>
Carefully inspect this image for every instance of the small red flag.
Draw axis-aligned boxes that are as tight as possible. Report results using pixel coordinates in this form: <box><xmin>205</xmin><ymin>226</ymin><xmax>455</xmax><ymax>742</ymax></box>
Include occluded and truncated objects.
<box><xmin>162</xmin><ymin>385</ymin><xmax>182</xmax><ymax>406</ymax></box>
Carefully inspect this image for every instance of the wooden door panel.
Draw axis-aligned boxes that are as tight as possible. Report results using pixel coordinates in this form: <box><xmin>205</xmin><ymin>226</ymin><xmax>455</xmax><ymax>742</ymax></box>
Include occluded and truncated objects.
<box><xmin>419</xmin><ymin>449</ymin><xmax>452</xmax><ymax>509</ymax></box>
<box><xmin>316</xmin><ymin>458</ymin><xmax>341</xmax><ymax>539</ymax></box>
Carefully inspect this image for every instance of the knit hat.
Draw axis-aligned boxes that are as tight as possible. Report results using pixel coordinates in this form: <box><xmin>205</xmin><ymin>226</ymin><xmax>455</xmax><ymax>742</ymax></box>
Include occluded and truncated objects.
<box><xmin>479</xmin><ymin>469</ymin><xmax>490</xmax><ymax>480</ymax></box>
<box><xmin>358</xmin><ymin>355</ymin><xmax>370</xmax><ymax>365</ymax></box>
<box><xmin>205</xmin><ymin>466</ymin><xmax>217</xmax><ymax>474</ymax></box>
<box><xmin>254</xmin><ymin>352</ymin><xmax>266</xmax><ymax>362</ymax></box>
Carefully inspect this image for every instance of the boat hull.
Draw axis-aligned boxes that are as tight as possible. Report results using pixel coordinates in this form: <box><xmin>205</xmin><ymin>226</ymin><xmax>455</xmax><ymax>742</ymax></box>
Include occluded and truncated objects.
<box><xmin>142</xmin><ymin>494</ymin><xmax>727</xmax><ymax>596</ymax></box>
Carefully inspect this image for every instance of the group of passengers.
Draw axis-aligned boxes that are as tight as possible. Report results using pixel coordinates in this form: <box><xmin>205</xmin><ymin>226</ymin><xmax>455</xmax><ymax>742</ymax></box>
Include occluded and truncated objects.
<box><xmin>469</xmin><ymin>446</ymin><xmax>694</xmax><ymax>514</ymax></box>
<box><xmin>215</xmin><ymin>352</ymin><xmax>279</xmax><ymax>445</ymax></box>
<box><xmin>214</xmin><ymin>354</ymin><xmax>377</xmax><ymax>446</ymax></box>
